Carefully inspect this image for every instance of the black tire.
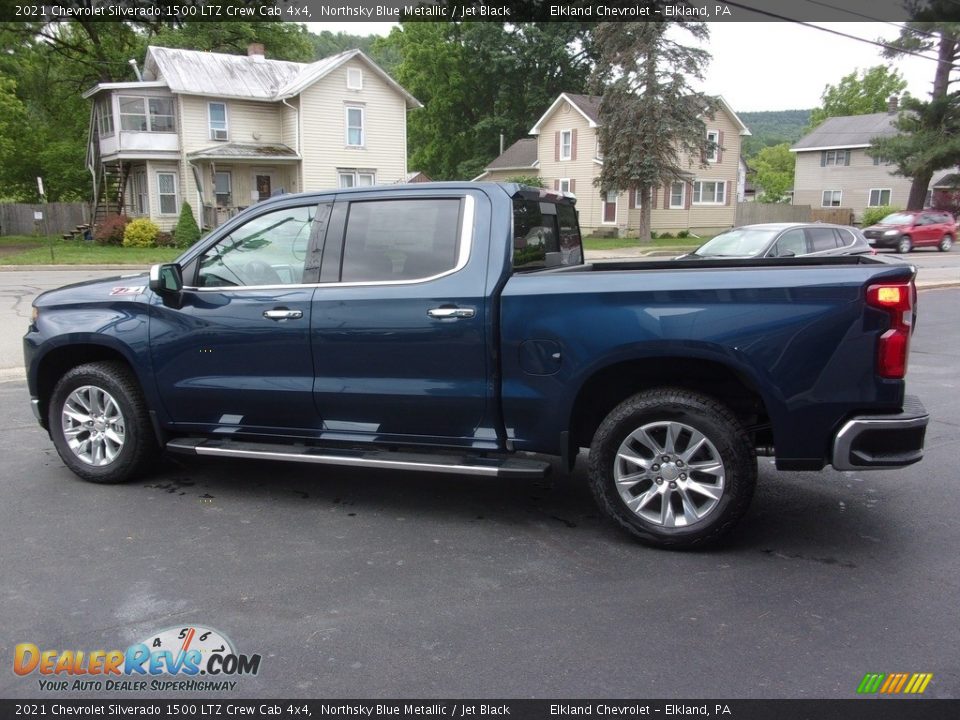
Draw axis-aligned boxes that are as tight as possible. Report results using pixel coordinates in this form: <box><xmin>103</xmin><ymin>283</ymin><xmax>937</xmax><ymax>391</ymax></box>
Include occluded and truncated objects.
<box><xmin>48</xmin><ymin>361</ymin><xmax>158</xmax><ymax>484</ymax></box>
<box><xmin>897</xmin><ymin>235</ymin><xmax>913</xmax><ymax>254</ymax></box>
<box><xmin>588</xmin><ymin>388</ymin><xmax>756</xmax><ymax>549</ymax></box>
<box><xmin>939</xmin><ymin>234</ymin><xmax>953</xmax><ymax>252</ymax></box>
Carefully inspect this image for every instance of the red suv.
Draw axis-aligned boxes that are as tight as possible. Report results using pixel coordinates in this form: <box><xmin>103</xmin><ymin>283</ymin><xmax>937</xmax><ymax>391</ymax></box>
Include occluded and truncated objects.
<box><xmin>862</xmin><ymin>210</ymin><xmax>956</xmax><ymax>253</ymax></box>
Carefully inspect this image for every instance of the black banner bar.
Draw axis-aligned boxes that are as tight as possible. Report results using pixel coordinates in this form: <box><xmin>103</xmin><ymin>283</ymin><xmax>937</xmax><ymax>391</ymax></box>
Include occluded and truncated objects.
<box><xmin>0</xmin><ymin>0</ymin><xmax>948</xmax><ymax>24</ymax></box>
<box><xmin>2</xmin><ymin>700</ymin><xmax>960</xmax><ymax>720</ymax></box>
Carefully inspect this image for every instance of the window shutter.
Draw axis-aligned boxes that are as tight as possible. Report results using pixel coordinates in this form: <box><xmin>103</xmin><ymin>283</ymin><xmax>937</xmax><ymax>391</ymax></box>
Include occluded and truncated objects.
<box><xmin>844</xmin><ymin>150</ymin><xmax>851</xmax><ymax>166</ymax></box>
<box><xmin>571</xmin><ymin>129</ymin><xmax>578</xmax><ymax>161</ymax></box>
<box><xmin>686</xmin><ymin>183</ymin><xmax>692</xmax><ymax>210</ymax></box>
<box><xmin>725</xmin><ymin>181</ymin><xmax>731</xmax><ymax>206</ymax></box>
<box><xmin>629</xmin><ymin>187</ymin><xmax>636</xmax><ymax>209</ymax></box>
<box><xmin>717</xmin><ymin>131</ymin><xmax>724</xmax><ymax>163</ymax></box>
<box><xmin>652</xmin><ymin>187</ymin><xmax>658</xmax><ymax>209</ymax></box>
<box><xmin>820</xmin><ymin>151</ymin><xmax>827</xmax><ymax>167</ymax></box>
<box><xmin>664</xmin><ymin>184</ymin><xmax>671</xmax><ymax>208</ymax></box>
<box><xmin>570</xmin><ymin>179</ymin><xmax>576</xmax><ymax>193</ymax></box>
<box><xmin>555</xmin><ymin>132</ymin><xmax>560</xmax><ymax>162</ymax></box>
<box><xmin>554</xmin><ymin>179</ymin><xmax>559</xmax><ymax>191</ymax></box>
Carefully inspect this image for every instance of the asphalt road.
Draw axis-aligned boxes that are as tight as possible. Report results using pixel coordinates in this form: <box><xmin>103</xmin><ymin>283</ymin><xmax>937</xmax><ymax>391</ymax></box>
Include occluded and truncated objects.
<box><xmin>0</xmin><ymin>287</ymin><xmax>957</xmax><ymax>700</ymax></box>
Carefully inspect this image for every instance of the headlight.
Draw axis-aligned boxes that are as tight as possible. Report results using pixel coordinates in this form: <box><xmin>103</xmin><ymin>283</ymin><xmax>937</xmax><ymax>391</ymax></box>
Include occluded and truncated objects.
<box><xmin>884</xmin><ymin>229</ymin><xmax>899</xmax><ymax>236</ymax></box>
<box><xmin>31</xmin><ymin>306</ymin><xmax>39</xmax><ymax>324</ymax></box>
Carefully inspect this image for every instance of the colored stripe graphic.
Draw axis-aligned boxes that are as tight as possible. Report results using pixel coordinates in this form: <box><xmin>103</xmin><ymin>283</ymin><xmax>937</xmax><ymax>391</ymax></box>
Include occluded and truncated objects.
<box><xmin>857</xmin><ymin>672</ymin><xmax>932</xmax><ymax>694</ymax></box>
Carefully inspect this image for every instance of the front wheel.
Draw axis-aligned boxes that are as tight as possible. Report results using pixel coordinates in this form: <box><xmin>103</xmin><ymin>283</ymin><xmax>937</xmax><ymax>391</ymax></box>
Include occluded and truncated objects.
<box><xmin>897</xmin><ymin>235</ymin><xmax>913</xmax><ymax>254</ymax></box>
<box><xmin>588</xmin><ymin>389</ymin><xmax>757</xmax><ymax>549</ymax></box>
<box><xmin>49</xmin><ymin>361</ymin><xmax>158</xmax><ymax>484</ymax></box>
<box><xmin>939</xmin><ymin>234</ymin><xmax>953</xmax><ymax>252</ymax></box>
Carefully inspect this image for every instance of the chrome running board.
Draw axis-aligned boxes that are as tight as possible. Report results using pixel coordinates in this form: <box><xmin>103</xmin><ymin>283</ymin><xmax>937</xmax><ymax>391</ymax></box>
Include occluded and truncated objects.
<box><xmin>166</xmin><ymin>437</ymin><xmax>549</xmax><ymax>479</ymax></box>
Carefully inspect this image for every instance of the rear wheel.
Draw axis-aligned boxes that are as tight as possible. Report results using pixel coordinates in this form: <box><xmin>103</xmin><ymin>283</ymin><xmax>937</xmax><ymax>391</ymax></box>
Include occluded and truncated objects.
<box><xmin>897</xmin><ymin>235</ymin><xmax>913</xmax><ymax>254</ymax></box>
<box><xmin>939</xmin><ymin>234</ymin><xmax>953</xmax><ymax>252</ymax></box>
<box><xmin>588</xmin><ymin>388</ymin><xmax>757</xmax><ymax>549</ymax></box>
<box><xmin>49</xmin><ymin>361</ymin><xmax>158</xmax><ymax>484</ymax></box>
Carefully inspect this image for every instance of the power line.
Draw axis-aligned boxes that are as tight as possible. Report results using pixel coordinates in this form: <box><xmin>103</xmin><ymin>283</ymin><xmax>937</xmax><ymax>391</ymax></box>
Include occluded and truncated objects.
<box><xmin>724</xmin><ymin>1</ymin><xmax>957</xmax><ymax>68</ymax></box>
<box><xmin>796</xmin><ymin>0</ymin><xmax>941</xmax><ymax>42</ymax></box>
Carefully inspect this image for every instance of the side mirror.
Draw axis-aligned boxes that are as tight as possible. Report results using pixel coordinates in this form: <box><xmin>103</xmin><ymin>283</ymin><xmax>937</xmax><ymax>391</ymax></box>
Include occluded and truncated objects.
<box><xmin>779</xmin><ymin>250</ymin><xmax>796</xmax><ymax>258</ymax></box>
<box><xmin>149</xmin><ymin>263</ymin><xmax>183</xmax><ymax>295</ymax></box>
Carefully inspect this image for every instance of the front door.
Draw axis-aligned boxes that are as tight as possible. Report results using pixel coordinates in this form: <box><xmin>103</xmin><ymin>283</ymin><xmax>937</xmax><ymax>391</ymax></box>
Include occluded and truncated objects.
<box><xmin>603</xmin><ymin>190</ymin><xmax>618</xmax><ymax>224</ymax></box>
<box><xmin>309</xmin><ymin>190</ymin><xmax>494</xmax><ymax>446</ymax></box>
<box><xmin>150</xmin><ymin>201</ymin><xmax>326</xmax><ymax>434</ymax></box>
<box><xmin>255</xmin><ymin>173</ymin><xmax>273</xmax><ymax>202</ymax></box>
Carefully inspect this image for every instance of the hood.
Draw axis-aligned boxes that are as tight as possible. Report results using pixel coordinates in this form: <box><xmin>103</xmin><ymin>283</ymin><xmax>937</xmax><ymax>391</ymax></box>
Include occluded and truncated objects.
<box><xmin>33</xmin><ymin>273</ymin><xmax>151</xmax><ymax>308</ymax></box>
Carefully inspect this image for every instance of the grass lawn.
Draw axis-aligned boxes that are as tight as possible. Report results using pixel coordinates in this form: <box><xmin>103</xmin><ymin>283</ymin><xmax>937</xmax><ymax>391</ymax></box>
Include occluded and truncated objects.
<box><xmin>582</xmin><ymin>234</ymin><xmax>707</xmax><ymax>251</ymax></box>
<box><xmin>0</xmin><ymin>236</ymin><xmax>180</xmax><ymax>265</ymax></box>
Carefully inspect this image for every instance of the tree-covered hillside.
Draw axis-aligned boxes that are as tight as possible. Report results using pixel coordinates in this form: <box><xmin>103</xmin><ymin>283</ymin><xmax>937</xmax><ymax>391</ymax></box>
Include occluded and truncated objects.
<box><xmin>739</xmin><ymin>109</ymin><xmax>812</xmax><ymax>158</ymax></box>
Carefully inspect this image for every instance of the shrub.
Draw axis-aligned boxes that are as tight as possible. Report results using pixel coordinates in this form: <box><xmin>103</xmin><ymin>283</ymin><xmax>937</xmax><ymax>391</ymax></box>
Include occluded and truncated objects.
<box><xmin>123</xmin><ymin>218</ymin><xmax>160</xmax><ymax>248</ymax></box>
<box><xmin>94</xmin><ymin>214</ymin><xmax>129</xmax><ymax>246</ymax></box>
<box><xmin>173</xmin><ymin>201</ymin><xmax>201</xmax><ymax>248</ymax></box>
<box><xmin>154</xmin><ymin>231</ymin><xmax>175</xmax><ymax>247</ymax></box>
<box><xmin>659</xmin><ymin>232</ymin><xmax>674</xmax><ymax>239</ymax></box>
<box><xmin>649</xmin><ymin>231</ymin><xmax>658</xmax><ymax>239</ymax></box>
<box><xmin>861</xmin><ymin>205</ymin><xmax>901</xmax><ymax>227</ymax></box>
<box><xmin>677</xmin><ymin>230</ymin><xmax>690</xmax><ymax>238</ymax></box>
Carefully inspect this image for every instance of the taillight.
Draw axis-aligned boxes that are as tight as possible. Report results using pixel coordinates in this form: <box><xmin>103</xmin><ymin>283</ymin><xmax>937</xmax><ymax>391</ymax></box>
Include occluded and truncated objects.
<box><xmin>866</xmin><ymin>281</ymin><xmax>914</xmax><ymax>379</ymax></box>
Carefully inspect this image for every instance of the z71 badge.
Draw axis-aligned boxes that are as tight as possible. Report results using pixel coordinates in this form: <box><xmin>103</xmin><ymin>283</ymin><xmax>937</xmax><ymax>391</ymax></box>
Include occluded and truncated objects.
<box><xmin>109</xmin><ymin>286</ymin><xmax>146</xmax><ymax>296</ymax></box>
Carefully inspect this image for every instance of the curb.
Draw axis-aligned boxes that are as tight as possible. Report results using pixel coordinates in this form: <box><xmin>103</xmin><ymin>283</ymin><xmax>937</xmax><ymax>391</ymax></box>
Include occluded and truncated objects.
<box><xmin>0</xmin><ymin>265</ymin><xmax>149</xmax><ymax>272</ymax></box>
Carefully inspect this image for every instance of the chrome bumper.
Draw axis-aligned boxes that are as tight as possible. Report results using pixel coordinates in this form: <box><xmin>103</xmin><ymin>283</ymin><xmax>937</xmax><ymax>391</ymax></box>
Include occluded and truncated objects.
<box><xmin>831</xmin><ymin>395</ymin><xmax>928</xmax><ymax>471</ymax></box>
<box><xmin>30</xmin><ymin>398</ymin><xmax>41</xmax><ymax>422</ymax></box>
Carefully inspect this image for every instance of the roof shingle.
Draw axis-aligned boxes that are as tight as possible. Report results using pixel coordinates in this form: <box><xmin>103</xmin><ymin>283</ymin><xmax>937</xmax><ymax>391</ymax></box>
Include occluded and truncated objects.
<box><xmin>791</xmin><ymin>112</ymin><xmax>899</xmax><ymax>151</ymax></box>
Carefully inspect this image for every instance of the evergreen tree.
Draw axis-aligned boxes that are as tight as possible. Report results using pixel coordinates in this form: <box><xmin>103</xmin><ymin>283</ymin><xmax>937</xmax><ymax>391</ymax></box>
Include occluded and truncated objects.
<box><xmin>174</xmin><ymin>201</ymin><xmax>201</xmax><ymax>248</ymax></box>
<box><xmin>589</xmin><ymin>20</ymin><xmax>717</xmax><ymax>242</ymax></box>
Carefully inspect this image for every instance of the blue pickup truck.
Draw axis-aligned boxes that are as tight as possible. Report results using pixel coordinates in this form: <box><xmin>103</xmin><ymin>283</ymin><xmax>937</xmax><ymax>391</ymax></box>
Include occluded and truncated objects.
<box><xmin>24</xmin><ymin>183</ymin><xmax>928</xmax><ymax>547</ymax></box>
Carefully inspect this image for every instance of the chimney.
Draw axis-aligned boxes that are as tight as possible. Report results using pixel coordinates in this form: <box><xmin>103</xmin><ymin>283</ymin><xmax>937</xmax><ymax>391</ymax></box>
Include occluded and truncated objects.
<box><xmin>248</xmin><ymin>43</ymin><xmax>265</xmax><ymax>61</ymax></box>
<box><xmin>888</xmin><ymin>95</ymin><xmax>899</xmax><ymax>114</ymax></box>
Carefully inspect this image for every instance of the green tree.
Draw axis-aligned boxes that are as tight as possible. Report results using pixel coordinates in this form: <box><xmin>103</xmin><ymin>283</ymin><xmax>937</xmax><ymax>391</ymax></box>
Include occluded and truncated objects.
<box><xmin>378</xmin><ymin>22</ymin><xmax>593</xmax><ymax>180</ymax></box>
<box><xmin>589</xmin><ymin>20</ymin><xmax>716</xmax><ymax>242</ymax></box>
<box><xmin>808</xmin><ymin>66</ymin><xmax>907</xmax><ymax>129</ymax></box>
<box><xmin>174</xmin><ymin>201</ymin><xmax>201</xmax><ymax>248</ymax></box>
<box><xmin>751</xmin><ymin>143</ymin><xmax>795</xmax><ymax>203</ymax></box>
<box><xmin>871</xmin><ymin>16</ymin><xmax>960</xmax><ymax>209</ymax></box>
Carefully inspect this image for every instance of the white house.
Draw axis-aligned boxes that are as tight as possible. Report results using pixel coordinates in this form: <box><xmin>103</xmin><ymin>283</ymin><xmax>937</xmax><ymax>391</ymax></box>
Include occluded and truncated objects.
<box><xmin>84</xmin><ymin>43</ymin><xmax>421</xmax><ymax>230</ymax></box>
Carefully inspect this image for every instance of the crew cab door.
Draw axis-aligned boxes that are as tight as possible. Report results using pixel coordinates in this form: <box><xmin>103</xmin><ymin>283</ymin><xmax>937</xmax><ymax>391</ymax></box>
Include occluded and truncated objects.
<box><xmin>309</xmin><ymin>188</ymin><xmax>496</xmax><ymax>447</ymax></box>
<box><xmin>150</xmin><ymin>199</ymin><xmax>329</xmax><ymax>433</ymax></box>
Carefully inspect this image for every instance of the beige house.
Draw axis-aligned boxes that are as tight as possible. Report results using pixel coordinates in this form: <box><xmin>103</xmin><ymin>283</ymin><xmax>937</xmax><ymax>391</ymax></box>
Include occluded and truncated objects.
<box><xmin>790</xmin><ymin>102</ymin><xmax>931</xmax><ymax>220</ymax></box>
<box><xmin>476</xmin><ymin>93</ymin><xmax>750</xmax><ymax>235</ymax></box>
<box><xmin>84</xmin><ymin>44</ymin><xmax>421</xmax><ymax>230</ymax></box>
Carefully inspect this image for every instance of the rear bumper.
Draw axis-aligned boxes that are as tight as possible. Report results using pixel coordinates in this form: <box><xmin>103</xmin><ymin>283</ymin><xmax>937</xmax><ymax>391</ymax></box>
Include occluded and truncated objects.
<box><xmin>831</xmin><ymin>395</ymin><xmax>928</xmax><ymax>471</ymax></box>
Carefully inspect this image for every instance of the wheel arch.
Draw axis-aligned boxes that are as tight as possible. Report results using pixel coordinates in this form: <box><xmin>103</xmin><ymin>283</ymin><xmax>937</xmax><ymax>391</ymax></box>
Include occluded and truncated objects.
<box><xmin>566</xmin><ymin>354</ymin><xmax>775</xmax><ymax>465</ymax></box>
<box><xmin>34</xmin><ymin>340</ymin><xmax>141</xmax><ymax>431</ymax></box>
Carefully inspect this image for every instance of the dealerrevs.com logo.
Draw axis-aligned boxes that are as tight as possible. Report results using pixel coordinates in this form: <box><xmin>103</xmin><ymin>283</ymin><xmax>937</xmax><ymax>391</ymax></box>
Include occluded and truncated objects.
<box><xmin>13</xmin><ymin>625</ymin><xmax>262</xmax><ymax>692</ymax></box>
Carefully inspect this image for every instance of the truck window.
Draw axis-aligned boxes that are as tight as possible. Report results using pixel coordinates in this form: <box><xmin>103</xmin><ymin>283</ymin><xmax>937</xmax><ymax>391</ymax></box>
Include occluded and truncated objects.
<box><xmin>197</xmin><ymin>205</ymin><xmax>315</xmax><ymax>287</ymax></box>
<box><xmin>512</xmin><ymin>198</ymin><xmax>583</xmax><ymax>271</ymax></box>
<box><xmin>341</xmin><ymin>199</ymin><xmax>462</xmax><ymax>282</ymax></box>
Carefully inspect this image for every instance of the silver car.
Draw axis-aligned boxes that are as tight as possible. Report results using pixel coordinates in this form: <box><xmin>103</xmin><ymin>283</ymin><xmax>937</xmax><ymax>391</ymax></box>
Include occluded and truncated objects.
<box><xmin>676</xmin><ymin>223</ymin><xmax>874</xmax><ymax>260</ymax></box>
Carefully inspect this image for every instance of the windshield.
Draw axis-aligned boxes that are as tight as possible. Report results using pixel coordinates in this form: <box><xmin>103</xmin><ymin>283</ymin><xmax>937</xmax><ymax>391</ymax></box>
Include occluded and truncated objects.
<box><xmin>693</xmin><ymin>228</ymin><xmax>780</xmax><ymax>257</ymax></box>
<box><xmin>879</xmin><ymin>213</ymin><xmax>915</xmax><ymax>225</ymax></box>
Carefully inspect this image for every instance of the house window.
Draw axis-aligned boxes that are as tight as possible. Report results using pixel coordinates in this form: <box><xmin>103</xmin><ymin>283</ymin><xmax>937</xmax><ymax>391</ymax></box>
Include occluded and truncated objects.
<box><xmin>157</xmin><ymin>172</ymin><xmax>178</xmax><ymax>215</ymax></box>
<box><xmin>602</xmin><ymin>190</ymin><xmax>618</xmax><ymax>224</ymax></box>
<box><xmin>347</xmin><ymin>67</ymin><xmax>363</xmax><ymax>90</ymax></box>
<box><xmin>148</xmin><ymin>98</ymin><xmax>174</xmax><ymax>132</ymax></box>
<box><xmin>559</xmin><ymin>178</ymin><xmax>571</xmax><ymax>193</ymax></box>
<box><xmin>133</xmin><ymin>170</ymin><xmax>147</xmax><ymax>215</ymax></box>
<box><xmin>634</xmin><ymin>187</ymin><xmax>645</xmax><ymax>207</ymax></box>
<box><xmin>693</xmin><ymin>180</ymin><xmax>725</xmax><ymax>205</ymax></box>
<box><xmin>822</xmin><ymin>150</ymin><xmax>850</xmax><ymax>166</ymax></box>
<box><xmin>214</xmin><ymin>171</ymin><xmax>232</xmax><ymax>207</ymax></box>
<box><xmin>208</xmin><ymin>102</ymin><xmax>228</xmax><ymax>141</ymax></box>
<box><xmin>338</xmin><ymin>170</ymin><xmax>376</xmax><ymax>188</ymax></box>
<box><xmin>560</xmin><ymin>130</ymin><xmax>572</xmax><ymax>160</ymax></box>
<box><xmin>118</xmin><ymin>96</ymin><xmax>174</xmax><ymax>132</ymax></box>
<box><xmin>706</xmin><ymin>130</ymin><xmax>720</xmax><ymax>162</ymax></box>
<box><xmin>346</xmin><ymin>106</ymin><xmax>364</xmax><ymax>147</ymax></box>
<box><xmin>670</xmin><ymin>181</ymin><xmax>686</xmax><ymax>208</ymax></box>
<box><xmin>868</xmin><ymin>188</ymin><xmax>892</xmax><ymax>207</ymax></box>
<box><xmin>821</xmin><ymin>189</ymin><xmax>842</xmax><ymax>207</ymax></box>
<box><xmin>97</xmin><ymin>101</ymin><xmax>114</xmax><ymax>137</ymax></box>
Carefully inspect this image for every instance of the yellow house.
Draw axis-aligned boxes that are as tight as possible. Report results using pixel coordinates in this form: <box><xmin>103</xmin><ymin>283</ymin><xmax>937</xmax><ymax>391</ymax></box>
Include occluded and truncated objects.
<box><xmin>84</xmin><ymin>44</ymin><xmax>421</xmax><ymax>230</ymax></box>
<box><xmin>477</xmin><ymin>93</ymin><xmax>750</xmax><ymax>236</ymax></box>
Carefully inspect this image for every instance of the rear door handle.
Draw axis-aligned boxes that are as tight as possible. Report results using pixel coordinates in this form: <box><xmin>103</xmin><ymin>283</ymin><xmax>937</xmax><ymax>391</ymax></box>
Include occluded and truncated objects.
<box><xmin>428</xmin><ymin>306</ymin><xmax>476</xmax><ymax>319</ymax></box>
<box><xmin>263</xmin><ymin>309</ymin><xmax>303</xmax><ymax>320</ymax></box>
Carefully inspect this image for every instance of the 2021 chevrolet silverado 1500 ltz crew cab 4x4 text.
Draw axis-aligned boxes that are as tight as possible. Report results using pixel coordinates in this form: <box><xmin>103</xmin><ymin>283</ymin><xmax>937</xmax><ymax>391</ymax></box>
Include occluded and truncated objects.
<box><xmin>24</xmin><ymin>183</ymin><xmax>929</xmax><ymax>548</ymax></box>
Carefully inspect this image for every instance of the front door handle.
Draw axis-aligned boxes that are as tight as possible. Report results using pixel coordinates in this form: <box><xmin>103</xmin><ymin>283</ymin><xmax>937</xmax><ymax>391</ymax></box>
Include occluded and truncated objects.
<box><xmin>263</xmin><ymin>309</ymin><xmax>303</xmax><ymax>320</ymax></box>
<box><xmin>428</xmin><ymin>306</ymin><xmax>476</xmax><ymax>319</ymax></box>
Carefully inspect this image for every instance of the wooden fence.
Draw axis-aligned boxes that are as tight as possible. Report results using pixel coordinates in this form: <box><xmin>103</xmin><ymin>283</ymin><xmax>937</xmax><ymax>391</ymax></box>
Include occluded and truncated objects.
<box><xmin>735</xmin><ymin>202</ymin><xmax>856</xmax><ymax>227</ymax></box>
<box><xmin>0</xmin><ymin>203</ymin><xmax>90</xmax><ymax>236</ymax></box>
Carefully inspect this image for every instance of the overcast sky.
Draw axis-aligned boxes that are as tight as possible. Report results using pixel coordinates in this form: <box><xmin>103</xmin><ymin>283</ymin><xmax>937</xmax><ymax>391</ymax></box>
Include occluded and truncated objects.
<box><xmin>306</xmin><ymin>21</ymin><xmax>939</xmax><ymax>112</ymax></box>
